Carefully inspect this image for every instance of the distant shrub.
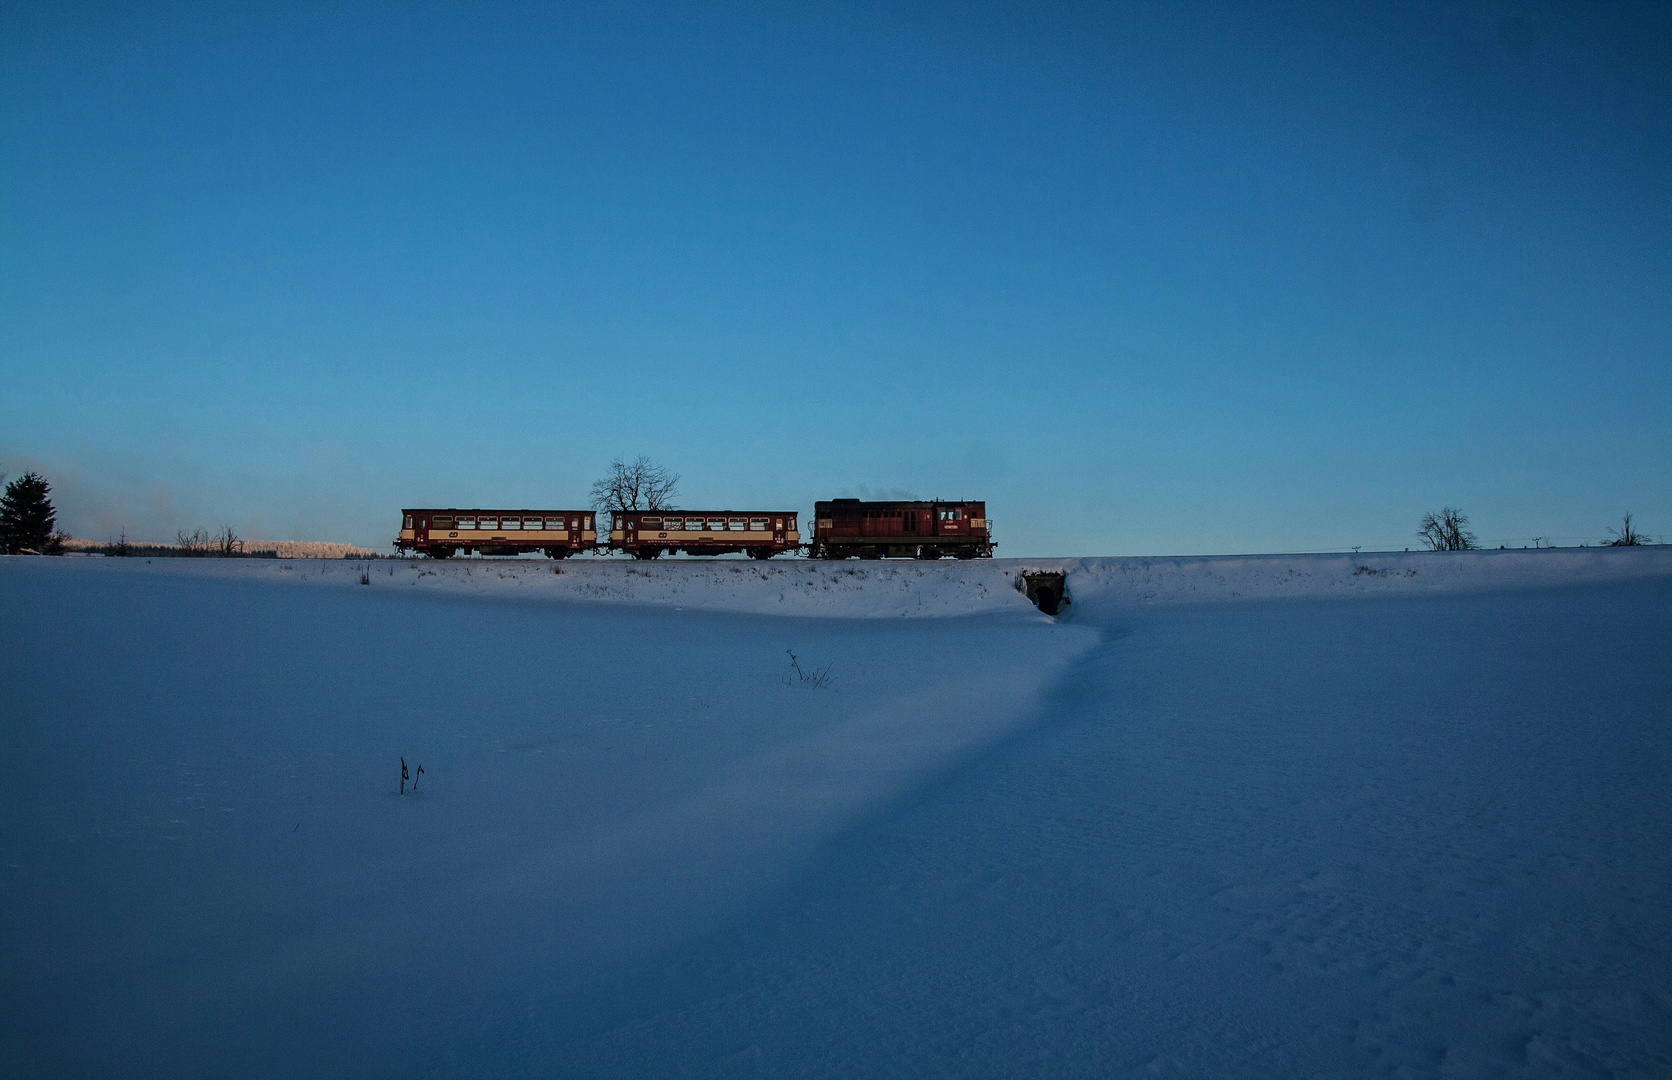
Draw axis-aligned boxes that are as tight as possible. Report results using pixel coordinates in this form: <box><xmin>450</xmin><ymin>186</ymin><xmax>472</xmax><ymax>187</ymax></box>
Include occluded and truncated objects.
<box><xmin>176</xmin><ymin>527</ymin><xmax>210</xmax><ymax>555</ymax></box>
<box><xmin>1606</xmin><ymin>514</ymin><xmax>1649</xmax><ymax>547</ymax></box>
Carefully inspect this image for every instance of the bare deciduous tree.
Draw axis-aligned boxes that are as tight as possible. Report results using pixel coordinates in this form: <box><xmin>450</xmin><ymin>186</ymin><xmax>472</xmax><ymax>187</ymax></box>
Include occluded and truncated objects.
<box><xmin>589</xmin><ymin>455</ymin><xmax>680</xmax><ymax>516</ymax></box>
<box><xmin>1417</xmin><ymin>507</ymin><xmax>1478</xmax><ymax>551</ymax></box>
<box><xmin>1606</xmin><ymin>513</ymin><xmax>1649</xmax><ymax>547</ymax></box>
<box><xmin>176</xmin><ymin>527</ymin><xmax>210</xmax><ymax>555</ymax></box>
<box><xmin>215</xmin><ymin>524</ymin><xmax>242</xmax><ymax>557</ymax></box>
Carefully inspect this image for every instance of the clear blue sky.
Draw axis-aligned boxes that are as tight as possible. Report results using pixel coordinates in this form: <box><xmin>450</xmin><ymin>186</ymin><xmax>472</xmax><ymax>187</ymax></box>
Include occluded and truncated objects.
<box><xmin>2</xmin><ymin>1</ymin><xmax>1667</xmax><ymax>554</ymax></box>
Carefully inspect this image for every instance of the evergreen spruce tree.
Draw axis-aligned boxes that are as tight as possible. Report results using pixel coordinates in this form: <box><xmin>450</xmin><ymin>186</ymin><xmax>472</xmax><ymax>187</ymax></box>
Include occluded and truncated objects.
<box><xmin>1</xmin><ymin>472</ymin><xmax>59</xmax><ymax>554</ymax></box>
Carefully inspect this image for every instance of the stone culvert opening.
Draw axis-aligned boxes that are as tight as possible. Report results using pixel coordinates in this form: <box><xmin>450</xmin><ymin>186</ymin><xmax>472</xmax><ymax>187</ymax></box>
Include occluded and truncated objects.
<box><xmin>1017</xmin><ymin>571</ymin><xmax>1069</xmax><ymax>616</ymax></box>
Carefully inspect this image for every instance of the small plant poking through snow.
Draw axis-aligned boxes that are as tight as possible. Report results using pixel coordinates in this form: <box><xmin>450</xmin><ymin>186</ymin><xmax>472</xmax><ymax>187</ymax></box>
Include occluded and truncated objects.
<box><xmin>786</xmin><ymin>649</ymin><xmax>836</xmax><ymax>690</ymax></box>
<box><xmin>357</xmin><ymin>563</ymin><xmax>371</xmax><ymax>585</ymax></box>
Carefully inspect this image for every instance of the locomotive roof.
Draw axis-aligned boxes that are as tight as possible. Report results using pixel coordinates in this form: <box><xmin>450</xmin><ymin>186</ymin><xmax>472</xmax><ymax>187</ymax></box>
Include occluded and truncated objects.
<box><xmin>612</xmin><ymin>509</ymin><xmax>798</xmax><ymax>515</ymax></box>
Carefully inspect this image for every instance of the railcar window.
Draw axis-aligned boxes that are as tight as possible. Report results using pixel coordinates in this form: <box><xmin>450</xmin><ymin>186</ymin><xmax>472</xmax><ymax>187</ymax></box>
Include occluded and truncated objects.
<box><xmin>728</xmin><ymin>518</ymin><xmax>744</xmax><ymax>530</ymax></box>
<box><xmin>544</xmin><ymin>517</ymin><xmax>563</xmax><ymax>529</ymax></box>
<box><xmin>520</xmin><ymin>517</ymin><xmax>539</xmax><ymax>529</ymax></box>
<box><xmin>480</xmin><ymin>516</ymin><xmax>499</xmax><ymax>530</ymax></box>
<box><xmin>457</xmin><ymin>516</ymin><xmax>476</xmax><ymax>529</ymax></box>
<box><xmin>750</xmin><ymin>518</ymin><xmax>768</xmax><ymax>531</ymax></box>
<box><xmin>707</xmin><ymin>517</ymin><xmax>725</xmax><ymax>531</ymax></box>
<box><xmin>433</xmin><ymin>516</ymin><xmax>454</xmax><ymax>527</ymax></box>
<box><xmin>643</xmin><ymin>517</ymin><xmax>661</xmax><ymax>528</ymax></box>
<box><xmin>500</xmin><ymin>516</ymin><xmax>520</xmax><ymax>530</ymax></box>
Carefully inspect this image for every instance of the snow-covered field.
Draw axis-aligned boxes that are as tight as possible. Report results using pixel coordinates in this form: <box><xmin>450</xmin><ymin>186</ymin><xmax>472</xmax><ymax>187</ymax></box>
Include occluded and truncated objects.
<box><xmin>3</xmin><ymin>549</ymin><xmax>1670</xmax><ymax>1077</ymax></box>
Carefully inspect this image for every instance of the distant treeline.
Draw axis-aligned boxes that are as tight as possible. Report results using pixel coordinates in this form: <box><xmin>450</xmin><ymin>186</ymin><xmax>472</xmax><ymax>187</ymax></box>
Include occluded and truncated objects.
<box><xmin>62</xmin><ymin>537</ymin><xmax>388</xmax><ymax>560</ymax></box>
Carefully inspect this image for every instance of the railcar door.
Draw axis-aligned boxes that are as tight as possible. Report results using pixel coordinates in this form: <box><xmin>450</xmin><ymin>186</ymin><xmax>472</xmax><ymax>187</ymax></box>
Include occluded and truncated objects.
<box><xmin>415</xmin><ymin>514</ymin><xmax>428</xmax><ymax>545</ymax></box>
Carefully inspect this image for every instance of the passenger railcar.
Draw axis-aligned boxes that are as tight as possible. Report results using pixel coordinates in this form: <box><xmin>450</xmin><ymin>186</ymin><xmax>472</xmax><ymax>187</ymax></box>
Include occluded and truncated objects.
<box><xmin>611</xmin><ymin>511</ymin><xmax>799</xmax><ymax>559</ymax></box>
<box><xmin>396</xmin><ymin>509</ymin><xmax>597</xmax><ymax>559</ymax></box>
<box><xmin>809</xmin><ymin>499</ymin><xmax>992</xmax><ymax>559</ymax></box>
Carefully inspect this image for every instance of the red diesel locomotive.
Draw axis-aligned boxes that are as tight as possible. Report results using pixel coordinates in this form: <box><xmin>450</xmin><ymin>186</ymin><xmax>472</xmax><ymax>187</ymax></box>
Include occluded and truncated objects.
<box><xmin>810</xmin><ymin>499</ymin><xmax>992</xmax><ymax>559</ymax></box>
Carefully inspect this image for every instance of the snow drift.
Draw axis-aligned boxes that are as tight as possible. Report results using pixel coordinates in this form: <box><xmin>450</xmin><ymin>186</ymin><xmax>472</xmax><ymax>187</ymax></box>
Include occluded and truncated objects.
<box><xmin>2</xmin><ymin>546</ymin><xmax>1669</xmax><ymax>1077</ymax></box>
<box><xmin>22</xmin><ymin>544</ymin><xmax>1672</xmax><ymax>622</ymax></box>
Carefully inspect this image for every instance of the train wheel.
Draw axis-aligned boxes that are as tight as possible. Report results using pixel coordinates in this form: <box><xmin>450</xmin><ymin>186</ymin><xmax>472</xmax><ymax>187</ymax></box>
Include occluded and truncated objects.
<box><xmin>633</xmin><ymin>548</ymin><xmax>661</xmax><ymax>560</ymax></box>
<box><xmin>426</xmin><ymin>547</ymin><xmax>454</xmax><ymax>559</ymax></box>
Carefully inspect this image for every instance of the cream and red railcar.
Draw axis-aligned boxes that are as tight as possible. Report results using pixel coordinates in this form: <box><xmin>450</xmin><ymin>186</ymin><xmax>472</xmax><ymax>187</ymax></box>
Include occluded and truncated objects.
<box><xmin>396</xmin><ymin>509</ymin><xmax>597</xmax><ymax>558</ymax></box>
<box><xmin>810</xmin><ymin>499</ymin><xmax>993</xmax><ymax>559</ymax></box>
<box><xmin>611</xmin><ymin>511</ymin><xmax>799</xmax><ymax>559</ymax></box>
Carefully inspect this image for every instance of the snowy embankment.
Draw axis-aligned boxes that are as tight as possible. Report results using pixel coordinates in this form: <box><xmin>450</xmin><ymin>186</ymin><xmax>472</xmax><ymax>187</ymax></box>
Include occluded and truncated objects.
<box><xmin>34</xmin><ymin>543</ymin><xmax>1672</xmax><ymax>620</ymax></box>
<box><xmin>3</xmin><ymin>546</ymin><xmax>1670</xmax><ymax>1078</ymax></box>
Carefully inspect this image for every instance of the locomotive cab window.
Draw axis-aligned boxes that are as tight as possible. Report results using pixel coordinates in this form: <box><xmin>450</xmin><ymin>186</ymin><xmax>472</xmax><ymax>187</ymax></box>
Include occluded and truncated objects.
<box><xmin>403</xmin><ymin>515</ymin><xmax>413</xmax><ymax>529</ymax></box>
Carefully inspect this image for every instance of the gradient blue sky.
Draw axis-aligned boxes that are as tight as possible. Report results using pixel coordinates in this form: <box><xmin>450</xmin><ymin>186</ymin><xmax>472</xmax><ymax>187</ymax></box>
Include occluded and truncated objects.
<box><xmin>2</xmin><ymin>1</ymin><xmax>1667</xmax><ymax>554</ymax></box>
